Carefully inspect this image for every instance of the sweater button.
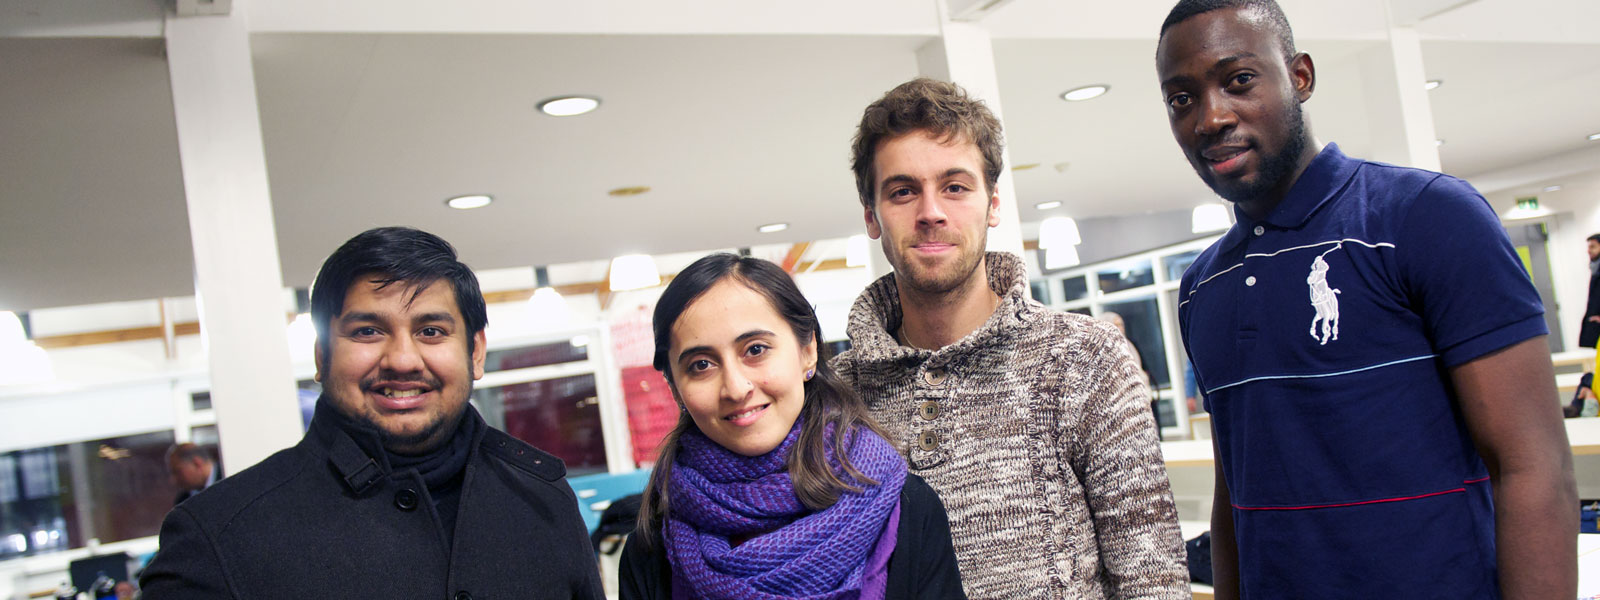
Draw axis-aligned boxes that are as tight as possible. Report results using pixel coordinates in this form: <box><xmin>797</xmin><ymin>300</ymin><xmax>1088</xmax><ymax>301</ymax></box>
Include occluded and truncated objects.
<box><xmin>454</xmin><ymin>592</ymin><xmax>472</xmax><ymax>600</ymax></box>
<box><xmin>394</xmin><ymin>488</ymin><xmax>419</xmax><ymax>511</ymax></box>
<box><xmin>919</xmin><ymin>401</ymin><xmax>940</xmax><ymax>420</ymax></box>
<box><xmin>922</xmin><ymin>368</ymin><xmax>946</xmax><ymax>386</ymax></box>
<box><xmin>918</xmin><ymin>431</ymin><xmax>940</xmax><ymax>451</ymax></box>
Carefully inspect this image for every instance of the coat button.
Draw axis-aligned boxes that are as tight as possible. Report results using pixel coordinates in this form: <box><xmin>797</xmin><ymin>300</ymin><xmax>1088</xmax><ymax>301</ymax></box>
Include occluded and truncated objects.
<box><xmin>919</xmin><ymin>401</ymin><xmax>940</xmax><ymax>420</ymax></box>
<box><xmin>917</xmin><ymin>431</ymin><xmax>939</xmax><ymax>451</ymax></box>
<box><xmin>395</xmin><ymin>488</ymin><xmax>419</xmax><ymax>511</ymax></box>
<box><xmin>454</xmin><ymin>592</ymin><xmax>472</xmax><ymax>600</ymax></box>
<box><xmin>1253</xmin><ymin>225</ymin><xmax>1265</xmax><ymax>236</ymax></box>
<box><xmin>922</xmin><ymin>368</ymin><xmax>946</xmax><ymax>386</ymax></box>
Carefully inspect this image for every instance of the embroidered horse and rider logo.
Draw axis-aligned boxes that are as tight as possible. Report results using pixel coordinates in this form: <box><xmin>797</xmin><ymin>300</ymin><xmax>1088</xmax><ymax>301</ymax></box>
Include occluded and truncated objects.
<box><xmin>1307</xmin><ymin>252</ymin><xmax>1341</xmax><ymax>345</ymax></box>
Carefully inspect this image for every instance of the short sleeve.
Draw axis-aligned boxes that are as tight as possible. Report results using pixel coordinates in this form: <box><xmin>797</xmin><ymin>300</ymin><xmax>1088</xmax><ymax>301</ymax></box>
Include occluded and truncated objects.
<box><xmin>1395</xmin><ymin>175</ymin><xmax>1547</xmax><ymax>367</ymax></box>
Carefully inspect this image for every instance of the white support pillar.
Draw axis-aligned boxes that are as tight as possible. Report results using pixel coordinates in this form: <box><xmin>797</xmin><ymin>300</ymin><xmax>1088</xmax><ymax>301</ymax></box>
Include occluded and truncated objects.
<box><xmin>1359</xmin><ymin>25</ymin><xmax>1442</xmax><ymax>171</ymax></box>
<box><xmin>915</xmin><ymin>10</ymin><xmax>1026</xmax><ymax>261</ymax></box>
<box><xmin>166</xmin><ymin>4</ymin><xmax>303</xmax><ymax>473</ymax></box>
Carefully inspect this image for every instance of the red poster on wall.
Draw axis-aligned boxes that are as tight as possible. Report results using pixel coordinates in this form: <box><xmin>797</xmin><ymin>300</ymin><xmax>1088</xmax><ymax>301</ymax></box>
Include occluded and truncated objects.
<box><xmin>621</xmin><ymin>365</ymin><xmax>677</xmax><ymax>466</ymax></box>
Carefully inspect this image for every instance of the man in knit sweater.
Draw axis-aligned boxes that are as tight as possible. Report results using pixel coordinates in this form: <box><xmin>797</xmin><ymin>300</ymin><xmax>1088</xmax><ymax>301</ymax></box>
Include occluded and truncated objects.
<box><xmin>832</xmin><ymin>78</ymin><xmax>1188</xmax><ymax>599</ymax></box>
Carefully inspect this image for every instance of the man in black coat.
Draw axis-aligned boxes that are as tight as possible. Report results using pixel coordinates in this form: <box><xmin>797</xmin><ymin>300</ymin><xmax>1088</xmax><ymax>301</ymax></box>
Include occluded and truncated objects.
<box><xmin>141</xmin><ymin>227</ymin><xmax>603</xmax><ymax>599</ymax></box>
<box><xmin>1580</xmin><ymin>233</ymin><xmax>1600</xmax><ymax>348</ymax></box>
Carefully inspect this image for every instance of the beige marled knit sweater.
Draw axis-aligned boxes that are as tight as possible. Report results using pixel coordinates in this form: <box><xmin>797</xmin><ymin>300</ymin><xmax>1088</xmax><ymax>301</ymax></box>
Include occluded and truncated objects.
<box><xmin>832</xmin><ymin>252</ymin><xmax>1188</xmax><ymax>599</ymax></box>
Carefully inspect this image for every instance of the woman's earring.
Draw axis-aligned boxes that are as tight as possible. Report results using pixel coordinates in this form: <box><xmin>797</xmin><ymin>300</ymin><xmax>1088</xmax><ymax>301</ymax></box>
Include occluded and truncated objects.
<box><xmin>804</xmin><ymin>368</ymin><xmax>815</xmax><ymax>381</ymax></box>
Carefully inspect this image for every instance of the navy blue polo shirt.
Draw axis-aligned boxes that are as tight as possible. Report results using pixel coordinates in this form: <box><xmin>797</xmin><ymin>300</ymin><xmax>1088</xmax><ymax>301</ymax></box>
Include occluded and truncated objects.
<box><xmin>1177</xmin><ymin>144</ymin><xmax>1546</xmax><ymax>598</ymax></box>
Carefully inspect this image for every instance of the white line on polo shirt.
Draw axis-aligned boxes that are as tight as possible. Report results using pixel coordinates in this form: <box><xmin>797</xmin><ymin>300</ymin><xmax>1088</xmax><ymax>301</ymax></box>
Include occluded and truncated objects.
<box><xmin>1203</xmin><ymin>354</ymin><xmax>1436</xmax><ymax>394</ymax></box>
<box><xmin>1178</xmin><ymin>238</ymin><xmax>1396</xmax><ymax>308</ymax></box>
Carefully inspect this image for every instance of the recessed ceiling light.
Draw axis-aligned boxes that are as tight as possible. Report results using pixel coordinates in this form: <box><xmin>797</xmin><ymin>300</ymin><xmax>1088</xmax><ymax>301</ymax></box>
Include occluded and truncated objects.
<box><xmin>445</xmin><ymin>194</ymin><xmax>492</xmax><ymax>210</ymax></box>
<box><xmin>1424</xmin><ymin>80</ymin><xmax>1442</xmax><ymax>91</ymax></box>
<box><xmin>1061</xmin><ymin>85</ymin><xmax>1109</xmax><ymax>102</ymax></box>
<box><xmin>1035</xmin><ymin>201</ymin><xmax>1063</xmax><ymax>210</ymax></box>
<box><xmin>1589</xmin><ymin>132</ymin><xmax>1600</xmax><ymax>141</ymax></box>
<box><xmin>1013</xmin><ymin>163</ymin><xmax>1041</xmax><ymax>171</ymax></box>
<box><xmin>537</xmin><ymin>96</ymin><xmax>601</xmax><ymax>117</ymax></box>
<box><xmin>1543</xmin><ymin>185</ymin><xmax>1563</xmax><ymax>192</ymax></box>
<box><xmin>607</xmin><ymin>186</ymin><xmax>651</xmax><ymax>197</ymax></box>
<box><xmin>1434</xmin><ymin>139</ymin><xmax>1445</xmax><ymax>146</ymax></box>
<box><xmin>757</xmin><ymin>223</ymin><xmax>788</xmax><ymax>233</ymax></box>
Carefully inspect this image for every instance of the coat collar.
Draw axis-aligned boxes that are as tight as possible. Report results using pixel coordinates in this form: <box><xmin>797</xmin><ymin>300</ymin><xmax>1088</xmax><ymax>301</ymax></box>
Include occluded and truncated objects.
<box><xmin>306</xmin><ymin>398</ymin><xmax>489</xmax><ymax>495</ymax></box>
<box><xmin>845</xmin><ymin>251</ymin><xmax>1044</xmax><ymax>366</ymax></box>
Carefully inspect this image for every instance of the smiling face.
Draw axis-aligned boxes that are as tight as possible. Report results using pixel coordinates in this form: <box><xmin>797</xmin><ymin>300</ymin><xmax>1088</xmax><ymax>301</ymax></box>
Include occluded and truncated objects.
<box><xmin>1157</xmin><ymin>6</ymin><xmax>1317</xmax><ymax>216</ymax></box>
<box><xmin>865</xmin><ymin>129</ymin><xmax>1001</xmax><ymax>296</ymax></box>
<box><xmin>315</xmin><ymin>277</ymin><xmax>486</xmax><ymax>454</ymax></box>
<box><xmin>667</xmin><ymin>278</ymin><xmax>817</xmax><ymax>457</ymax></box>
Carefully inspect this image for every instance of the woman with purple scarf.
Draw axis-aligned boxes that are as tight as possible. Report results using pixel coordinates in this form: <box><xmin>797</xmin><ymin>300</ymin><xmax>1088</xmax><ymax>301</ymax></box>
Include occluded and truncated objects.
<box><xmin>620</xmin><ymin>254</ymin><xmax>965</xmax><ymax>600</ymax></box>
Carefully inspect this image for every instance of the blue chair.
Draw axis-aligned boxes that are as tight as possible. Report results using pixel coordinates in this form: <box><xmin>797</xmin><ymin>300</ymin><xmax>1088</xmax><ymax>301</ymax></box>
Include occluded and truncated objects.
<box><xmin>568</xmin><ymin>469</ymin><xmax>653</xmax><ymax>533</ymax></box>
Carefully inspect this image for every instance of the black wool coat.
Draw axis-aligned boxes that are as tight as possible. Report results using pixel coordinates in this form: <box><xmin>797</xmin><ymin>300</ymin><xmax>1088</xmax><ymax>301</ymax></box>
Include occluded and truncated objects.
<box><xmin>140</xmin><ymin>405</ymin><xmax>603</xmax><ymax>599</ymax></box>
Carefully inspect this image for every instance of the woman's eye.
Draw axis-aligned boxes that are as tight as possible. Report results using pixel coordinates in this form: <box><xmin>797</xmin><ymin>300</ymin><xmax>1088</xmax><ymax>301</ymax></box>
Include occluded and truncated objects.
<box><xmin>747</xmin><ymin>343</ymin><xmax>770</xmax><ymax>357</ymax></box>
<box><xmin>688</xmin><ymin>359</ymin><xmax>713</xmax><ymax>373</ymax></box>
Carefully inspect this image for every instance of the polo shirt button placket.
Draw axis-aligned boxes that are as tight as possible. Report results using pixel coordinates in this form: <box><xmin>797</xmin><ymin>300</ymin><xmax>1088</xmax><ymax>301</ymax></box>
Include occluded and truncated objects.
<box><xmin>1253</xmin><ymin>225</ymin><xmax>1265</xmax><ymax>236</ymax></box>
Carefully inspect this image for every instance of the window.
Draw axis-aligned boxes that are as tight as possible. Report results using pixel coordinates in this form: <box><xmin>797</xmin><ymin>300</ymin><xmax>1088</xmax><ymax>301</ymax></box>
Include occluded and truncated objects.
<box><xmin>1164</xmin><ymin>250</ymin><xmax>1201</xmax><ymax>282</ymax></box>
<box><xmin>0</xmin><ymin>432</ymin><xmax>177</xmax><ymax>560</ymax></box>
<box><xmin>474</xmin><ymin>374</ymin><xmax>607</xmax><ymax>477</ymax></box>
<box><xmin>1061</xmin><ymin>276</ymin><xmax>1089</xmax><ymax>302</ymax></box>
<box><xmin>484</xmin><ymin>340</ymin><xmax>589</xmax><ymax>372</ymax></box>
<box><xmin>1096</xmin><ymin>260</ymin><xmax>1155</xmax><ymax>294</ymax></box>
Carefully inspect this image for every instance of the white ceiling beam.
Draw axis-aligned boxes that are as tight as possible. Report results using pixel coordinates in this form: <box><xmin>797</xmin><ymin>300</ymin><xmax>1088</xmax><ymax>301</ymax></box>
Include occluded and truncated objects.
<box><xmin>246</xmin><ymin>0</ymin><xmax>940</xmax><ymax>35</ymax></box>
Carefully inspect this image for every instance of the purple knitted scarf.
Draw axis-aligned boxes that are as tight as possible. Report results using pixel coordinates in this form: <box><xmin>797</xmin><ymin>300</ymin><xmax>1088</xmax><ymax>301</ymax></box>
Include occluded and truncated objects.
<box><xmin>665</xmin><ymin>419</ymin><xmax>907</xmax><ymax>600</ymax></box>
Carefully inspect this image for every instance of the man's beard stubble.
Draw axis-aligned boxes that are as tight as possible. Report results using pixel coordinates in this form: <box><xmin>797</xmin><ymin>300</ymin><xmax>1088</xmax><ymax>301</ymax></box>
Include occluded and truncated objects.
<box><xmin>1205</xmin><ymin>101</ymin><xmax>1309</xmax><ymax>206</ymax></box>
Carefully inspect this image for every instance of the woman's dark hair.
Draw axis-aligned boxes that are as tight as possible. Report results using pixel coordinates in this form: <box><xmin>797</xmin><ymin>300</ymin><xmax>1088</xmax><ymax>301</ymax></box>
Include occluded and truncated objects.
<box><xmin>635</xmin><ymin>253</ymin><xmax>886</xmax><ymax>544</ymax></box>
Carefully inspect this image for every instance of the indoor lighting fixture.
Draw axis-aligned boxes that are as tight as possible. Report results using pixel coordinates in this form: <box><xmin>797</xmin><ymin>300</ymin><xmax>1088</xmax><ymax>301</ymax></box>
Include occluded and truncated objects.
<box><xmin>1038</xmin><ymin>216</ymin><xmax>1081</xmax><ymax>249</ymax></box>
<box><xmin>1192</xmin><ymin>203</ymin><xmax>1232</xmax><ymax>233</ymax></box>
<box><xmin>757</xmin><ymin>223</ymin><xmax>788</xmax><ymax>234</ymax></box>
<box><xmin>527</xmin><ymin>267</ymin><xmax>571</xmax><ymax>329</ymax></box>
<box><xmin>609</xmin><ymin>254</ymin><xmax>661</xmax><ymax>291</ymax></box>
<box><xmin>1045</xmin><ymin>245</ymin><xmax>1080</xmax><ymax>270</ymax></box>
<box><xmin>1424</xmin><ymin>80</ymin><xmax>1442</xmax><ymax>91</ymax></box>
<box><xmin>846</xmin><ymin>234</ymin><xmax>870</xmax><ymax>268</ymax></box>
<box><xmin>1504</xmin><ymin>196</ymin><xmax>1553</xmax><ymax>220</ymax></box>
<box><xmin>1589</xmin><ymin>133</ymin><xmax>1600</xmax><ymax>142</ymax></box>
<box><xmin>286</xmin><ymin>313</ymin><xmax>316</xmax><ymax>361</ymax></box>
<box><xmin>0</xmin><ymin>311</ymin><xmax>53</xmax><ymax>386</ymax></box>
<box><xmin>1543</xmin><ymin>185</ymin><xmax>1563</xmax><ymax>193</ymax></box>
<box><xmin>1035</xmin><ymin>201</ymin><xmax>1063</xmax><ymax>210</ymax></box>
<box><xmin>1061</xmin><ymin>85</ymin><xmax>1109</xmax><ymax>102</ymax></box>
<box><xmin>445</xmin><ymin>194</ymin><xmax>493</xmax><ymax>210</ymax></box>
<box><xmin>1434</xmin><ymin>139</ymin><xmax>1444</xmax><ymax>147</ymax></box>
<box><xmin>537</xmin><ymin>96</ymin><xmax>600</xmax><ymax>117</ymax></box>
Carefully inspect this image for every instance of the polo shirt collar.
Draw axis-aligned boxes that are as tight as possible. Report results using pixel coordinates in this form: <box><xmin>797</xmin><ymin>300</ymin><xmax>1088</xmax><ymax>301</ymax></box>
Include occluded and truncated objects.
<box><xmin>1217</xmin><ymin>143</ymin><xmax>1358</xmax><ymax>253</ymax></box>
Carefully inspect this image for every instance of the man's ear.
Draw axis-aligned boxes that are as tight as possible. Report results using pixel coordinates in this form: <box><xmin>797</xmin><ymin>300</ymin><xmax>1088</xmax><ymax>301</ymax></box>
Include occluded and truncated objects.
<box><xmin>987</xmin><ymin>187</ymin><xmax>1001</xmax><ymax>228</ymax></box>
<box><xmin>864</xmin><ymin>205</ymin><xmax>883</xmax><ymax>240</ymax></box>
<box><xmin>471</xmin><ymin>330</ymin><xmax>487</xmax><ymax>379</ymax></box>
<box><xmin>1290</xmin><ymin>52</ymin><xmax>1316</xmax><ymax>102</ymax></box>
<box><xmin>313</xmin><ymin>343</ymin><xmax>324</xmax><ymax>382</ymax></box>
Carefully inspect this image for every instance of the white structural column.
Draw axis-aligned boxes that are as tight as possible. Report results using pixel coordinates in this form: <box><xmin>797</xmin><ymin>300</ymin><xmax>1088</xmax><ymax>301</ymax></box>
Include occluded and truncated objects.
<box><xmin>915</xmin><ymin>14</ymin><xmax>1027</xmax><ymax>260</ymax></box>
<box><xmin>166</xmin><ymin>5</ymin><xmax>303</xmax><ymax>473</ymax></box>
<box><xmin>1359</xmin><ymin>25</ymin><xmax>1442</xmax><ymax>171</ymax></box>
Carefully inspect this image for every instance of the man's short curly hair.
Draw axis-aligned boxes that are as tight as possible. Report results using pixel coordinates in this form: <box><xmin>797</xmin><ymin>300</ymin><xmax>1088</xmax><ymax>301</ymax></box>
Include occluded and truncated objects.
<box><xmin>850</xmin><ymin>78</ymin><xmax>1004</xmax><ymax>209</ymax></box>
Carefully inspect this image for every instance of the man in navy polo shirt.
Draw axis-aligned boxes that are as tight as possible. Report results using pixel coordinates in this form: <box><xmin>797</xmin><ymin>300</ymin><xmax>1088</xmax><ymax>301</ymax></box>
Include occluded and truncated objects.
<box><xmin>1155</xmin><ymin>1</ymin><xmax>1577</xmax><ymax>598</ymax></box>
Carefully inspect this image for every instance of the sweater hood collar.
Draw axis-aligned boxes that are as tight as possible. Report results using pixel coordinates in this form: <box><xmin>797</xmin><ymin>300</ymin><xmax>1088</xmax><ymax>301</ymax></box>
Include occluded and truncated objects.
<box><xmin>845</xmin><ymin>251</ymin><xmax>1042</xmax><ymax>365</ymax></box>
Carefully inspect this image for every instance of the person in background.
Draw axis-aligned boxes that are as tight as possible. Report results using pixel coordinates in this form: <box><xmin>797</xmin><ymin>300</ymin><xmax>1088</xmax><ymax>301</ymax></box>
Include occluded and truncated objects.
<box><xmin>834</xmin><ymin>77</ymin><xmax>1186</xmax><ymax>598</ymax></box>
<box><xmin>1157</xmin><ymin>0</ymin><xmax>1577</xmax><ymax>597</ymax></box>
<box><xmin>165</xmin><ymin>443</ymin><xmax>217</xmax><ymax>506</ymax></box>
<box><xmin>141</xmin><ymin>226</ymin><xmax>602</xmax><ymax>599</ymax></box>
<box><xmin>1579</xmin><ymin>233</ymin><xmax>1600</xmax><ymax>348</ymax></box>
<box><xmin>620</xmin><ymin>254</ymin><xmax>964</xmax><ymax>600</ymax></box>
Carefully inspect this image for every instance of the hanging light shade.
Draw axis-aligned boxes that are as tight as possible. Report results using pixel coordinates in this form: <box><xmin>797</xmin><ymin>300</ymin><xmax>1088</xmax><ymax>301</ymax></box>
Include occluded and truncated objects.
<box><xmin>846</xmin><ymin>234</ymin><xmax>870</xmax><ymax>268</ymax></box>
<box><xmin>609</xmin><ymin>255</ymin><xmax>662</xmax><ymax>291</ymax></box>
<box><xmin>286</xmin><ymin>313</ymin><xmax>316</xmax><ymax>361</ymax></box>
<box><xmin>527</xmin><ymin>287</ymin><xmax>572</xmax><ymax>328</ymax></box>
<box><xmin>0</xmin><ymin>311</ymin><xmax>53</xmax><ymax>386</ymax></box>
<box><xmin>1045</xmin><ymin>245</ymin><xmax>1081</xmax><ymax>270</ymax></box>
<box><xmin>1038</xmin><ymin>216</ymin><xmax>1081</xmax><ymax>249</ymax></box>
<box><xmin>1191</xmin><ymin>203</ymin><xmax>1232</xmax><ymax>233</ymax></box>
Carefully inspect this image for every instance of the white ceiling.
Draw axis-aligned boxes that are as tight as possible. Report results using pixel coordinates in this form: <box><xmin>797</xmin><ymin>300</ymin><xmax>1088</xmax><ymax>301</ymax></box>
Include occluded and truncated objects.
<box><xmin>1</xmin><ymin>0</ymin><xmax>1598</xmax><ymax>311</ymax></box>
